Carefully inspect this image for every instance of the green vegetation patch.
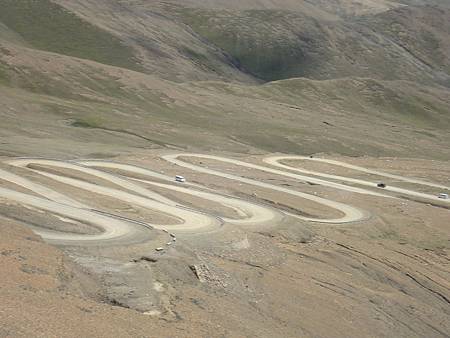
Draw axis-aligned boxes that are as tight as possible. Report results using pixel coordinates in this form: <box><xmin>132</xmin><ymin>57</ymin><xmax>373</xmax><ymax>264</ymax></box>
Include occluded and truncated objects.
<box><xmin>177</xmin><ymin>8</ymin><xmax>317</xmax><ymax>81</ymax></box>
<box><xmin>0</xmin><ymin>0</ymin><xmax>142</xmax><ymax>71</ymax></box>
<box><xmin>71</xmin><ymin>117</ymin><xmax>102</xmax><ymax>129</ymax></box>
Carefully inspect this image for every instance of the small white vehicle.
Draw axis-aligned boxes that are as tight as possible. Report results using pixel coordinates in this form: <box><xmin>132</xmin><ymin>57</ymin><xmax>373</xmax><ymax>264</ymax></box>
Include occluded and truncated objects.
<box><xmin>175</xmin><ymin>175</ymin><xmax>186</xmax><ymax>183</ymax></box>
<box><xmin>438</xmin><ymin>193</ymin><xmax>449</xmax><ymax>200</ymax></box>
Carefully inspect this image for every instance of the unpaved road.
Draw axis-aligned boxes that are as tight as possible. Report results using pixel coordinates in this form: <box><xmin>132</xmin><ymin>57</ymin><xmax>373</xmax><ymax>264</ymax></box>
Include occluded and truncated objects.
<box><xmin>79</xmin><ymin>160</ymin><xmax>283</xmax><ymax>226</ymax></box>
<box><xmin>0</xmin><ymin>154</ymin><xmax>447</xmax><ymax>245</ymax></box>
<box><xmin>0</xmin><ymin>186</ymin><xmax>138</xmax><ymax>244</ymax></box>
<box><xmin>0</xmin><ymin>158</ymin><xmax>280</xmax><ymax>243</ymax></box>
<box><xmin>264</xmin><ymin>156</ymin><xmax>450</xmax><ymax>203</ymax></box>
<box><xmin>163</xmin><ymin>154</ymin><xmax>370</xmax><ymax>223</ymax></box>
<box><xmin>8</xmin><ymin>159</ymin><xmax>220</xmax><ymax>233</ymax></box>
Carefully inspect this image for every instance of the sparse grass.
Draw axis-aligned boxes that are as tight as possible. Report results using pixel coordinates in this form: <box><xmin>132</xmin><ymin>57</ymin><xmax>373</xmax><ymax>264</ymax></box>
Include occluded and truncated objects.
<box><xmin>14</xmin><ymin>68</ymin><xmax>79</xmax><ymax>99</ymax></box>
<box><xmin>175</xmin><ymin>5</ymin><xmax>450</xmax><ymax>85</ymax></box>
<box><xmin>0</xmin><ymin>22</ymin><xmax>27</xmax><ymax>45</ymax></box>
<box><xmin>0</xmin><ymin>63</ymin><xmax>10</xmax><ymax>86</ymax></box>
<box><xmin>182</xmin><ymin>47</ymin><xmax>221</xmax><ymax>73</ymax></box>
<box><xmin>177</xmin><ymin>8</ymin><xmax>314</xmax><ymax>81</ymax></box>
<box><xmin>0</xmin><ymin>3</ymin><xmax>449</xmax><ymax>160</ymax></box>
<box><xmin>2</xmin><ymin>68</ymin><xmax>450</xmax><ymax>160</ymax></box>
<box><xmin>0</xmin><ymin>61</ymin><xmax>159</xmax><ymax>106</ymax></box>
<box><xmin>0</xmin><ymin>0</ymin><xmax>142</xmax><ymax>72</ymax></box>
<box><xmin>71</xmin><ymin>118</ymin><xmax>102</xmax><ymax>129</ymax></box>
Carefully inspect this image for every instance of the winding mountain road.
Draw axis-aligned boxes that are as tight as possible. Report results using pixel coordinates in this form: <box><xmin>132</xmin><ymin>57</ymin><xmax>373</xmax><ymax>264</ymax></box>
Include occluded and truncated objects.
<box><xmin>162</xmin><ymin>154</ymin><xmax>369</xmax><ymax>223</ymax></box>
<box><xmin>264</xmin><ymin>156</ymin><xmax>450</xmax><ymax>204</ymax></box>
<box><xmin>0</xmin><ymin>158</ymin><xmax>281</xmax><ymax>243</ymax></box>
<box><xmin>79</xmin><ymin>160</ymin><xmax>283</xmax><ymax>227</ymax></box>
<box><xmin>0</xmin><ymin>154</ymin><xmax>447</xmax><ymax>245</ymax></box>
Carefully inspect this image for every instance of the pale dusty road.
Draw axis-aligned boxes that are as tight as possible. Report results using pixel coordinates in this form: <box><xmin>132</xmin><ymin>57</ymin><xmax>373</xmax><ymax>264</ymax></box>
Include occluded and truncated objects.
<box><xmin>162</xmin><ymin>154</ymin><xmax>369</xmax><ymax>223</ymax></box>
<box><xmin>264</xmin><ymin>156</ymin><xmax>450</xmax><ymax>204</ymax></box>
<box><xmin>0</xmin><ymin>154</ymin><xmax>447</xmax><ymax>245</ymax></box>
<box><xmin>0</xmin><ymin>185</ymin><xmax>138</xmax><ymax>244</ymax></box>
<box><xmin>79</xmin><ymin>160</ymin><xmax>283</xmax><ymax>226</ymax></box>
<box><xmin>0</xmin><ymin>158</ymin><xmax>282</xmax><ymax>243</ymax></box>
<box><xmin>8</xmin><ymin>159</ymin><xmax>220</xmax><ymax>233</ymax></box>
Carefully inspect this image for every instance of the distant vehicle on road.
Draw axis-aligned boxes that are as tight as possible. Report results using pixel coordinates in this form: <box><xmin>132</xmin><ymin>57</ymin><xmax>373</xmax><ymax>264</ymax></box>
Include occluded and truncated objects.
<box><xmin>175</xmin><ymin>175</ymin><xmax>186</xmax><ymax>183</ymax></box>
<box><xmin>377</xmin><ymin>183</ymin><xmax>387</xmax><ymax>188</ymax></box>
<box><xmin>438</xmin><ymin>193</ymin><xmax>449</xmax><ymax>199</ymax></box>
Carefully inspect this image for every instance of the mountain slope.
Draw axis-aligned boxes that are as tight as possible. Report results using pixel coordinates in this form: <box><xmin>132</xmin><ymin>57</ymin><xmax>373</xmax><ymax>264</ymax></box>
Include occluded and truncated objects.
<box><xmin>1</xmin><ymin>39</ymin><xmax>449</xmax><ymax>159</ymax></box>
<box><xmin>172</xmin><ymin>4</ymin><xmax>450</xmax><ymax>84</ymax></box>
<box><xmin>4</xmin><ymin>1</ymin><xmax>448</xmax><ymax>85</ymax></box>
<box><xmin>0</xmin><ymin>0</ymin><xmax>254</xmax><ymax>82</ymax></box>
<box><xmin>51</xmin><ymin>0</ymin><xmax>254</xmax><ymax>82</ymax></box>
<box><xmin>0</xmin><ymin>0</ymin><xmax>143</xmax><ymax>72</ymax></box>
<box><xmin>1</xmin><ymin>1</ymin><xmax>450</xmax><ymax>337</ymax></box>
<box><xmin>163</xmin><ymin>0</ymin><xmax>402</xmax><ymax>16</ymax></box>
<box><xmin>0</xmin><ymin>0</ymin><xmax>449</xmax><ymax>159</ymax></box>
<box><xmin>363</xmin><ymin>5</ymin><xmax>450</xmax><ymax>76</ymax></box>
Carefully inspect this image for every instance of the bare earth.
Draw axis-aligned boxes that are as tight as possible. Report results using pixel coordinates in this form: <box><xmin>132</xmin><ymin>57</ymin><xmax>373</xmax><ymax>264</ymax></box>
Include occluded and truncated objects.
<box><xmin>1</xmin><ymin>0</ymin><xmax>450</xmax><ymax>336</ymax></box>
<box><xmin>1</xmin><ymin>151</ymin><xmax>449</xmax><ymax>337</ymax></box>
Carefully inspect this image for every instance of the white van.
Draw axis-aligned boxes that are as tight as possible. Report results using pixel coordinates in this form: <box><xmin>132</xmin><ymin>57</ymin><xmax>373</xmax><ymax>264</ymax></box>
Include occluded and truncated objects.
<box><xmin>175</xmin><ymin>175</ymin><xmax>186</xmax><ymax>183</ymax></box>
<box><xmin>438</xmin><ymin>193</ymin><xmax>449</xmax><ymax>200</ymax></box>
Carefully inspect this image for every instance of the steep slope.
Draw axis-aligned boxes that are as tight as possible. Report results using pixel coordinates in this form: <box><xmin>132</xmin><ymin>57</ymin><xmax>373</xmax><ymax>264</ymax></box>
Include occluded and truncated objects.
<box><xmin>164</xmin><ymin>0</ymin><xmax>402</xmax><ymax>16</ymax></box>
<box><xmin>0</xmin><ymin>0</ymin><xmax>142</xmax><ymax>72</ymax></box>
<box><xmin>0</xmin><ymin>218</ymin><xmax>215</xmax><ymax>338</ymax></box>
<box><xmin>0</xmin><ymin>0</ymin><xmax>449</xmax><ymax>159</ymax></box>
<box><xmin>0</xmin><ymin>40</ymin><xmax>449</xmax><ymax>159</ymax></box>
<box><xmin>51</xmin><ymin>0</ymin><xmax>253</xmax><ymax>82</ymax></box>
<box><xmin>0</xmin><ymin>0</ymin><xmax>253</xmax><ymax>83</ymax></box>
<box><xmin>1</xmin><ymin>1</ymin><xmax>450</xmax><ymax>337</ymax></box>
<box><xmin>362</xmin><ymin>5</ymin><xmax>450</xmax><ymax>76</ymax></box>
<box><xmin>3</xmin><ymin>1</ymin><xmax>449</xmax><ymax>85</ymax></box>
<box><xmin>0</xmin><ymin>22</ymin><xmax>28</xmax><ymax>45</ymax></box>
<box><xmin>173</xmin><ymin>5</ymin><xmax>450</xmax><ymax>84</ymax></box>
<box><xmin>399</xmin><ymin>0</ymin><xmax>450</xmax><ymax>6</ymax></box>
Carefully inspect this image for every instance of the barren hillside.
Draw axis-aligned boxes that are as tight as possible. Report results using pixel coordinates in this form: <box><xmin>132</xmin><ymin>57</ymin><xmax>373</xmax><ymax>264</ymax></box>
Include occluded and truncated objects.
<box><xmin>0</xmin><ymin>1</ymin><xmax>450</xmax><ymax>337</ymax></box>
<box><xmin>0</xmin><ymin>0</ymin><xmax>449</xmax><ymax>158</ymax></box>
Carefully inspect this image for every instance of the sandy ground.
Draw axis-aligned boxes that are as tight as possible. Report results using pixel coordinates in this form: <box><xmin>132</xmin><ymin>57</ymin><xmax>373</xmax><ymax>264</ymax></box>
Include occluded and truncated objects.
<box><xmin>1</xmin><ymin>150</ymin><xmax>450</xmax><ymax>337</ymax></box>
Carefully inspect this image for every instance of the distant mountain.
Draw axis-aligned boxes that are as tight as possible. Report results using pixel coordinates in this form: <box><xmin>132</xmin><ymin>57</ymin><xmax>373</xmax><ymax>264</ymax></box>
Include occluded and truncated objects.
<box><xmin>170</xmin><ymin>3</ymin><xmax>450</xmax><ymax>84</ymax></box>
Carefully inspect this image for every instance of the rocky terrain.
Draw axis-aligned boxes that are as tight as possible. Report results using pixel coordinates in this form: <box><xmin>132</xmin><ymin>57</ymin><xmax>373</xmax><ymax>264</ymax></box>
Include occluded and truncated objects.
<box><xmin>0</xmin><ymin>1</ymin><xmax>449</xmax><ymax>337</ymax></box>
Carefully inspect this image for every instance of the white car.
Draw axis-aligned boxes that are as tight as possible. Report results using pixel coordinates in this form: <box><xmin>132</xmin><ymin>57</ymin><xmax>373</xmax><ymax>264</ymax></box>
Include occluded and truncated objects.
<box><xmin>438</xmin><ymin>193</ymin><xmax>449</xmax><ymax>200</ymax></box>
<box><xmin>175</xmin><ymin>175</ymin><xmax>186</xmax><ymax>183</ymax></box>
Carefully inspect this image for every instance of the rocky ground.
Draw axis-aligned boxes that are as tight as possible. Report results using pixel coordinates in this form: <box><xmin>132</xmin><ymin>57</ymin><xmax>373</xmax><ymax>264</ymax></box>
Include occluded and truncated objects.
<box><xmin>1</xmin><ymin>151</ymin><xmax>449</xmax><ymax>337</ymax></box>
